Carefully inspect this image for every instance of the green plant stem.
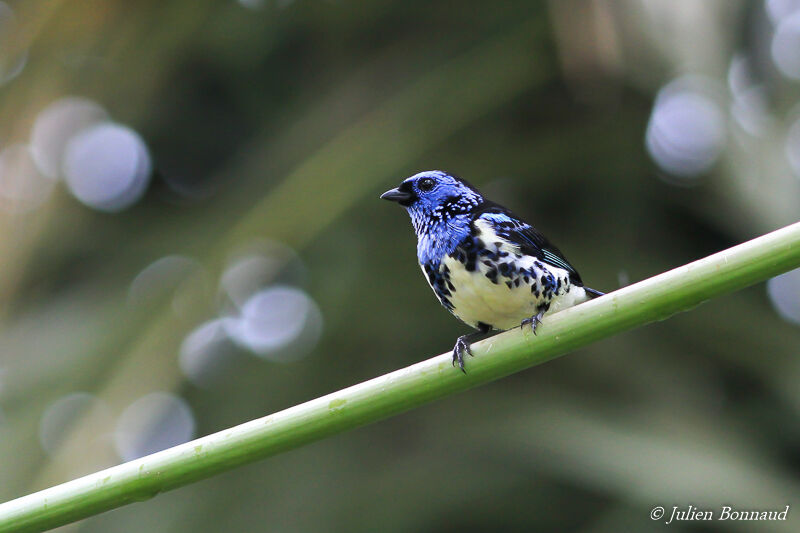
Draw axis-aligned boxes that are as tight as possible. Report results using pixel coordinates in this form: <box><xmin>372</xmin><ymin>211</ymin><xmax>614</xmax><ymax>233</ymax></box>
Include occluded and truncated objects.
<box><xmin>2</xmin><ymin>221</ymin><xmax>800</xmax><ymax>532</ymax></box>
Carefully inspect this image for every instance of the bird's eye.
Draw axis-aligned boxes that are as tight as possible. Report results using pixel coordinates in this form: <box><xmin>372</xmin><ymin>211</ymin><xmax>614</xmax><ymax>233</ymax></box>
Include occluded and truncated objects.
<box><xmin>418</xmin><ymin>178</ymin><xmax>435</xmax><ymax>191</ymax></box>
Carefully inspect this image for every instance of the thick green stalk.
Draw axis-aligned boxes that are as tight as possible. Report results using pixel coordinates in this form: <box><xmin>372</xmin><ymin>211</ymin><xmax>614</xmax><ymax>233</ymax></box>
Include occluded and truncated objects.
<box><xmin>2</xmin><ymin>221</ymin><xmax>799</xmax><ymax>532</ymax></box>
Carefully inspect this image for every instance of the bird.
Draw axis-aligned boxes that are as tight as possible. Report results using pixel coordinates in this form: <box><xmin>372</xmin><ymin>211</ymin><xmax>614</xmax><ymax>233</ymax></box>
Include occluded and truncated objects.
<box><xmin>380</xmin><ymin>170</ymin><xmax>603</xmax><ymax>372</ymax></box>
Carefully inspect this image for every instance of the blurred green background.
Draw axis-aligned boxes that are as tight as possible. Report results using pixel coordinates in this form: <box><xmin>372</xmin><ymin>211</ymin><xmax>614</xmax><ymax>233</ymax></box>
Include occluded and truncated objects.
<box><xmin>1</xmin><ymin>0</ymin><xmax>799</xmax><ymax>532</ymax></box>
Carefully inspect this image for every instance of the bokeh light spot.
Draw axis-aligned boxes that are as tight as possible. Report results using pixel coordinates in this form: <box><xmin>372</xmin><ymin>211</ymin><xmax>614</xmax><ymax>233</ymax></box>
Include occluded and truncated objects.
<box><xmin>63</xmin><ymin>123</ymin><xmax>151</xmax><ymax>212</ymax></box>
<box><xmin>727</xmin><ymin>55</ymin><xmax>772</xmax><ymax>137</ymax></box>
<box><xmin>128</xmin><ymin>255</ymin><xmax>209</xmax><ymax>318</ymax></box>
<box><xmin>180</xmin><ymin>319</ymin><xmax>243</xmax><ymax>388</ymax></box>
<box><xmin>30</xmin><ymin>97</ymin><xmax>109</xmax><ymax>179</ymax></box>
<box><xmin>114</xmin><ymin>392</ymin><xmax>195</xmax><ymax>461</ymax></box>
<box><xmin>766</xmin><ymin>0</ymin><xmax>800</xmax><ymax>25</ymax></box>
<box><xmin>767</xmin><ymin>268</ymin><xmax>800</xmax><ymax>325</ymax></box>
<box><xmin>39</xmin><ymin>393</ymin><xmax>111</xmax><ymax>456</ymax></box>
<box><xmin>220</xmin><ymin>241</ymin><xmax>306</xmax><ymax>310</ymax></box>
<box><xmin>224</xmin><ymin>286</ymin><xmax>322</xmax><ymax>361</ymax></box>
<box><xmin>771</xmin><ymin>12</ymin><xmax>800</xmax><ymax>79</ymax></box>
<box><xmin>646</xmin><ymin>78</ymin><xmax>726</xmax><ymax>180</ymax></box>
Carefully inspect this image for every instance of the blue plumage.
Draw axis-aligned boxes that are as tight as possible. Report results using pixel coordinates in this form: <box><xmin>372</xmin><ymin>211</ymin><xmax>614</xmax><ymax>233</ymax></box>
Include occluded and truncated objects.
<box><xmin>381</xmin><ymin>170</ymin><xmax>603</xmax><ymax>371</ymax></box>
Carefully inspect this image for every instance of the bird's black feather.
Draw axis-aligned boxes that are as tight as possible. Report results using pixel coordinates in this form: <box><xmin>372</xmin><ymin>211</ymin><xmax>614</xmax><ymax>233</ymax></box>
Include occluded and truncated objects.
<box><xmin>473</xmin><ymin>201</ymin><xmax>584</xmax><ymax>285</ymax></box>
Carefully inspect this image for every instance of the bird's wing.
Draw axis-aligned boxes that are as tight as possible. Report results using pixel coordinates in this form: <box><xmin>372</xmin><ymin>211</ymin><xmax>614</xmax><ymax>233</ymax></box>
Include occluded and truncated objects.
<box><xmin>474</xmin><ymin>203</ymin><xmax>584</xmax><ymax>284</ymax></box>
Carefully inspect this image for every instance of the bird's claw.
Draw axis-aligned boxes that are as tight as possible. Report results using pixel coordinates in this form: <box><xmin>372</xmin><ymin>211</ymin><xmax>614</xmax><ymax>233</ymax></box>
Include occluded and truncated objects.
<box><xmin>452</xmin><ymin>335</ymin><xmax>474</xmax><ymax>373</ymax></box>
<box><xmin>521</xmin><ymin>311</ymin><xmax>545</xmax><ymax>335</ymax></box>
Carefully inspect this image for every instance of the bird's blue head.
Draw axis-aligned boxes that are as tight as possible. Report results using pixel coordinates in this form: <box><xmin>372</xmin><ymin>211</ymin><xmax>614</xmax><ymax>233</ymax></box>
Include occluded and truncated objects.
<box><xmin>381</xmin><ymin>170</ymin><xmax>484</xmax><ymax>264</ymax></box>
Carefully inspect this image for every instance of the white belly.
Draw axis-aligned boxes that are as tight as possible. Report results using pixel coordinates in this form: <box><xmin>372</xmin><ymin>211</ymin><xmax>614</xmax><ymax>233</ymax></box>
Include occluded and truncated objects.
<box><xmin>431</xmin><ymin>253</ymin><xmax>588</xmax><ymax>331</ymax></box>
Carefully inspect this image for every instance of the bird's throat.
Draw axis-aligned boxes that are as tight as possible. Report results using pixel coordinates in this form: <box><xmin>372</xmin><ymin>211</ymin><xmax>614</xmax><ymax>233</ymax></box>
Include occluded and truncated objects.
<box><xmin>413</xmin><ymin>211</ymin><xmax>472</xmax><ymax>266</ymax></box>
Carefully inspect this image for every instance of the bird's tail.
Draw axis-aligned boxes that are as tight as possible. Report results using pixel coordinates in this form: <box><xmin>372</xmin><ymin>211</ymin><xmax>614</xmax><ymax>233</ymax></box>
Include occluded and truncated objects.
<box><xmin>584</xmin><ymin>287</ymin><xmax>604</xmax><ymax>299</ymax></box>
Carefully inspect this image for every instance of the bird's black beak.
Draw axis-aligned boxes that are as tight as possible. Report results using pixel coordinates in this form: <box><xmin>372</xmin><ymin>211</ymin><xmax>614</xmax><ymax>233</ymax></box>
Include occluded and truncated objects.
<box><xmin>380</xmin><ymin>187</ymin><xmax>413</xmax><ymax>203</ymax></box>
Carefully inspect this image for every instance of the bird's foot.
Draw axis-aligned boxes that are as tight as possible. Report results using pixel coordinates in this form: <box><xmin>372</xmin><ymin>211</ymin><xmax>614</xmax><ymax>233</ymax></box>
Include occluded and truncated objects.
<box><xmin>452</xmin><ymin>335</ymin><xmax>474</xmax><ymax>374</ymax></box>
<box><xmin>521</xmin><ymin>311</ymin><xmax>545</xmax><ymax>335</ymax></box>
